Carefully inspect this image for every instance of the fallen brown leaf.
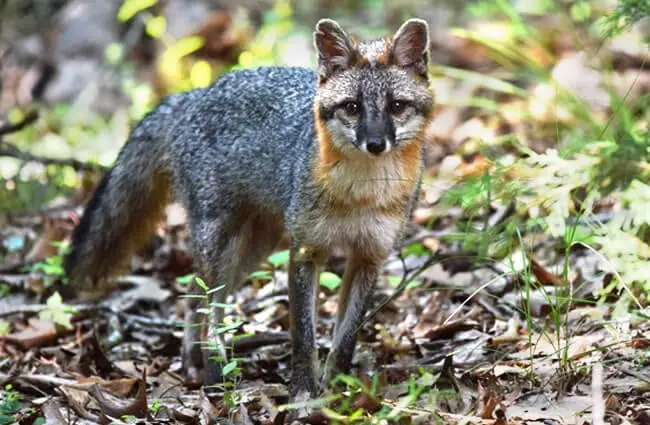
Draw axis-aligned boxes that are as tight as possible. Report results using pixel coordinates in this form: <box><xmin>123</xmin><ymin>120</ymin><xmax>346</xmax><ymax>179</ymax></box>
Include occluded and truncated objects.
<box><xmin>5</xmin><ymin>317</ymin><xmax>57</xmax><ymax>349</ymax></box>
<box><xmin>76</xmin><ymin>376</ymin><xmax>139</xmax><ymax>398</ymax></box>
<box><xmin>477</xmin><ymin>376</ymin><xmax>504</xmax><ymax>420</ymax></box>
<box><xmin>89</xmin><ymin>370</ymin><xmax>148</xmax><ymax>419</ymax></box>
<box><xmin>631</xmin><ymin>331</ymin><xmax>650</xmax><ymax>349</ymax></box>
<box><xmin>528</xmin><ymin>255</ymin><xmax>563</xmax><ymax>286</ymax></box>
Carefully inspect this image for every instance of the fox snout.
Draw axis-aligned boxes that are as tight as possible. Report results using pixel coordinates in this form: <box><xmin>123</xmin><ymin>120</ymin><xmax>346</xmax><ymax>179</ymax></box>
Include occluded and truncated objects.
<box><xmin>358</xmin><ymin>111</ymin><xmax>394</xmax><ymax>155</ymax></box>
<box><xmin>364</xmin><ymin>137</ymin><xmax>388</xmax><ymax>155</ymax></box>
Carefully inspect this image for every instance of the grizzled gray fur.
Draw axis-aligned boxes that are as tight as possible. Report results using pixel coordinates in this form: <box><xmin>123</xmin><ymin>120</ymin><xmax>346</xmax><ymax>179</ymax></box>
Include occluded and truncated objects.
<box><xmin>65</xmin><ymin>18</ymin><xmax>435</xmax><ymax>404</ymax></box>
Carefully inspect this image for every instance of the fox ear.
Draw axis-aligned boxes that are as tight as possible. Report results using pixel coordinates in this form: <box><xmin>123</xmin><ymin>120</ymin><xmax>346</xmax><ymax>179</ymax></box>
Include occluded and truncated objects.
<box><xmin>314</xmin><ymin>19</ymin><xmax>358</xmax><ymax>82</ymax></box>
<box><xmin>390</xmin><ymin>19</ymin><xmax>429</xmax><ymax>77</ymax></box>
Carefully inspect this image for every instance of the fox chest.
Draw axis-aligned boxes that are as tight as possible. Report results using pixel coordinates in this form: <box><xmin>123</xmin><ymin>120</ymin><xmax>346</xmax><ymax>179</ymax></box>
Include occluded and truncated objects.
<box><xmin>304</xmin><ymin>178</ymin><xmax>414</xmax><ymax>251</ymax></box>
<box><xmin>301</xmin><ymin>149</ymin><xmax>420</xmax><ymax>251</ymax></box>
<box><xmin>303</xmin><ymin>206</ymin><xmax>406</xmax><ymax>252</ymax></box>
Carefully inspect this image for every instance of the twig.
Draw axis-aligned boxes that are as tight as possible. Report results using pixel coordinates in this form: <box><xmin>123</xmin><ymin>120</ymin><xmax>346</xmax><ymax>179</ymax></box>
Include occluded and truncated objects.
<box><xmin>230</xmin><ymin>331</ymin><xmax>290</xmax><ymax>354</ymax></box>
<box><xmin>0</xmin><ymin>373</ymin><xmax>77</xmax><ymax>388</ymax></box>
<box><xmin>0</xmin><ymin>109</ymin><xmax>109</xmax><ymax>172</ymax></box>
<box><xmin>363</xmin><ymin>252</ymin><xmax>442</xmax><ymax>324</ymax></box>
<box><xmin>396</xmin><ymin>228</ymin><xmax>451</xmax><ymax>250</ymax></box>
<box><xmin>475</xmin><ymin>296</ymin><xmax>505</xmax><ymax>320</ymax></box>
<box><xmin>0</xmin><ymin>141</ymin><xmax>108</xmax><ymax>171</ymax></box>
<box><xmin>8</xmin><ymin>203</ymin><xmax>77</xmax><ymax>224</ymax></box>
<box><xmin>592</xmin><ymin>363</ymin><xmax>605</xmax><ymax>425</ymax></box>
<box><xmin>0</xmin><ymin>303</ymin><xmax>47</xmax><ymax>318</ymax></box>
<box><xmin>0</xmin><ymin>110</ymin><xmax>39</xmax><ymax>136</ymax></box>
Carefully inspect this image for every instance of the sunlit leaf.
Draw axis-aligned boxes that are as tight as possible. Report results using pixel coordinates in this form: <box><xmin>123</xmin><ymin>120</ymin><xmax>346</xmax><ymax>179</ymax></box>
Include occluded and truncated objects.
<box><xmin>194</xmin><ymin>277</ymin><xmax>209</xmax><ymax>292</ymax></box>
<box><xmin>238</xmin><ymin>51</ymin><xmax>255</xmax><ymax>69</ymax></box>
<box><xmin>180</xmin><ymin>294</ymin><xmax>208</xmax><ymax>299</ymax></box>
<box><xmin>321</xmin><ymin>407</ymin><xmax>348</xmax><ymax>422</ymax></box>
<box><xmin>248</xmin><ymin>270</ymin><xmax>273</xmax><ymax>280</ymax></box>
<box><xmin>0</xmin><ymin>321</ymin><xmax>9</xmax><ymax>336</ymax></box>
<box><xmin>206</xmin><ymin>284</ymin><xmax>226</xmax><ymax>294</ymax></box>
<box><xmin>402</xmin><ymin>242</ymin><xmax>427</xmax><ymax>257</ymax></box>
<box><xmin>7</xmin><ymin>108</ymin><xmax>24</xmax><ymax>124</ymax></box>
<box><xmin>39</xmin><ymin>291</ymin><xmax>77</xmax><ymax>328</ymax></box>
<box><xmin>209</xmin><ymin>302</ymin><xmax>234</xmax><ymax>309</ymax></box>
<box><xmin>105</xmin><ymin>43</ymin><xmax>124</xmax><ymax>64</ymax></box>
<box><xmin>146</xmin><ymin>16</ymin><xmax>167</xmax><ymax>39</ymax></box>
<box><xmin>176</xmin><ymin>273</ymin><xmax>196</xmax><ymax>285</ymax></box>
<box><xmin>320</xmin><ymin>272</ymin><xmax>341</xmax><ymax>290</ymax></box>
<box><xmin>168</xmin><ymin>36</ymin><xmax>204</xmax><ymax>58</ymax></box>
<box><xmin>268</xmin><ymin>250</ymin><xmax>290</xmax><ymax>268</ymax></box>
<box><xmin>570</xmin><ymin>2</ymin><xmax>591</xmax><ymax>21</ymax></box>
<box><xmin>222</xmin><ymin>360</ymin><xmax>238</xmax><ymax>377</ymax></box>
<box><xmin>387</xmin><ymin>276</ymin><xmax>423</xmax><ymax>290</ymax></box>
<box><xmin>117</xmin><ymin>0</ymin><xmax>157</xmax><ymax>22</ymax></box>
<box><xmin>190</xmin><ymin>60</ymin><xmax>212</xmax><ymax>88</ymax></box>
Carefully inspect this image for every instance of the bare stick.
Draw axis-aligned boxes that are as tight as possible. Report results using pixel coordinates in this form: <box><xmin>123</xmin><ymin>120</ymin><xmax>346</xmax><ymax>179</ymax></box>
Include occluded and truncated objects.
<box><xmin>0</xmin><ymin>110</ymin><xmax>109</xmax><ymax>171</ymax></box>
<box><xmin>0</xmin><ymin>142</ymin><xmax>108</xmax><ymax>171</ymax></box>
<box><xmin>0</xmin><ymin>110</ymin><xmax>39</xmax><ymax>136</ymax></box>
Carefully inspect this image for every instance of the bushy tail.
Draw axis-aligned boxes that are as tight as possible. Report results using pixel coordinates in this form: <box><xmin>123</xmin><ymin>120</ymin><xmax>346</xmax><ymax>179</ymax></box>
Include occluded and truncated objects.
<box><xmin>65</xmin><ymin>106</ymin><xmax>174</xmax><ymax>286</ymax></box>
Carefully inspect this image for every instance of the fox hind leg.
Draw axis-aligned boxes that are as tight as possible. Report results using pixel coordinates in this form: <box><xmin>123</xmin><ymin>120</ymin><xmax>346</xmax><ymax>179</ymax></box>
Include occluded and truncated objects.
<box><xmin>183</xmin><ymin>214</ymin><xmax>236</xmax><ymax>384</ymax></box>
<box><xmin>184</xmin><ymin>209</ymin><xmax>283</xmax><ymax>386</ymax></box>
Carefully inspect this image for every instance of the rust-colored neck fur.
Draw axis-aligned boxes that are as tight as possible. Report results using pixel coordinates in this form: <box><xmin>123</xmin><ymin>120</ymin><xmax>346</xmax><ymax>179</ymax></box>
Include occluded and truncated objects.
<box><xmin>312</xmin><ymin>109</ymin><xmax>424</xmax><ymax>211</ymax></box>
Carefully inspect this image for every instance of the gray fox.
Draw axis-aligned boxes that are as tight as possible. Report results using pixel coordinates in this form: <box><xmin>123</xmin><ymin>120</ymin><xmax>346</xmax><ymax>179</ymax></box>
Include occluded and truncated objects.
<box><xmin>64</xmin><ymin>18</ymin><xmax>434</xmax><ymax>400</ymax></box>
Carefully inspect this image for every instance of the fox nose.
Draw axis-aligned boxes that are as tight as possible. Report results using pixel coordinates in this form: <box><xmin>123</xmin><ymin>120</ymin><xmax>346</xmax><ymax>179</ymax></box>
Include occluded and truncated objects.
<box><xmin>366</xmin><ymin>137</ymin><xmax>386</xmax><ymax>155</ymax></box>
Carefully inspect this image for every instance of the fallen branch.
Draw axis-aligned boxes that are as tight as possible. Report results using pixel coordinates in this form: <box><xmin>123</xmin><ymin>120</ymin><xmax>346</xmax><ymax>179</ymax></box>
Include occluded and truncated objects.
<box><xmin>0</xmin><ymin>141</ymin><xmax>108</xmax><ymax>171</ymax></box>
<box><xmin>0</xmin><ymin>110</ymin><xmax>39</xmax><ymax>136</ymax></box>
<box><xmin>8</xmin><ymin>203</ymin><xmax>77</xmax><ymax>224</ymax></box>
<box><xmin>231</xmin><ymin>331</ymin><xmax>290</xmax><ymax>354</ymax></box>
<box><xmin>0</xmin><ymin>303</ymin><xmax>47</xmax><ymax>318</ymax></box>
<box><xmin>41</xmin><ymin>399</ymin><xmax>67</xmax><ymax>425</ymax></box>
<box><xmin>0</xmin><ymin>373</ymin><xmax>77</xmax><ymax>388</ymax></box>
<box><xmin>0</xmin><ymin>109</ymin><xmax>109</xmax><ymax>172</ymax></box>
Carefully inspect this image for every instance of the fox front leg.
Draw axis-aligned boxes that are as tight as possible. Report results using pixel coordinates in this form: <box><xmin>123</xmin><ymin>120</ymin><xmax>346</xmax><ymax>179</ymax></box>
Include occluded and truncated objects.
<box><xmin>322</xmin><ymin>251</ymin><xmax>381</xmax><ymax>388</ymax></box>
<box><xmin>288</xmin><ymin>246</ymin><xmax>325</xmax><ymax>400</ymax></box>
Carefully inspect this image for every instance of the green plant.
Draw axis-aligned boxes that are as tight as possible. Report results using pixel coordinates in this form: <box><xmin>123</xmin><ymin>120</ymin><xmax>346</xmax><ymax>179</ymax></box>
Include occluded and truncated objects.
<box><xmin>0</xmin><ymin>104</ymin><xmax>114</xmax><ymax>215</ymax></box>
<box><xmin>279</xmin><ymin>368</ymin><xmax>446</xmax><ymax>424</ymax></box>
<box><xmin>0</xmin><ymin>385</ymin><xmax>23</xmax><ymax>425</ymax></box>
<box><xmin>0</xmin><ymin>285</ymin><xmax>10</xmax><ymax>299</ymax></box>
<box><xmin>31</xmin><ymin>242</ymin><xmax>70</xmax><ymax>286</ymax></box>
<box><xmin>177</xmin><ymin>275</ymin><xmax>244</xmax><ymax>407</ymax></box>
<box><xmin>0</xmin><ymin>321</ymin><xmax>9</xmax><ymax>337</ymax></box>
<box><xmin>39</xmin><ymin>291</ymin><xmax>77</xmax><ymax>328</ymax></box>
<box><xmin>436</xmin><ymin>0</ymin><xmax>650</xmax><ymax>394</ymax></box>
<box><xmin>149</xmin><ymin>398</ymin><xmax>161</xmax><ymax>416</ymax></box>
<box><xmin>267</xmin><ymin>249</ymin><xmax>290</xmax><ymax>268</ymax></box>
<box><xmin>442</xmin><ymin>53</ymin><xmax>650</xmax><ymax>303</ymax></box>
<box><xmin>602</xmin><ymin>0</ymin><xmax>650</xmax><ymax>37</ymax></box>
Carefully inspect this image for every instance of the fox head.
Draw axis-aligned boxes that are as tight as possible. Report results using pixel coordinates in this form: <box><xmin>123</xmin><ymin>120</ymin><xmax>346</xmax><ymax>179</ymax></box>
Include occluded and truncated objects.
<box><xmin>313</xmin><ymin>18</ymin><xmax>434</xmax><ymax>157</ymax></box>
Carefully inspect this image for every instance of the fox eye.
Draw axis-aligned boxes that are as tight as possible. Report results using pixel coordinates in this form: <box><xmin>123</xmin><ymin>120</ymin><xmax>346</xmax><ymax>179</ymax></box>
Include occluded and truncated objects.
<box><xmin>343</xmin><ymin>101</ymin><xmax>360</xmax><ymax>116</ymax></box>
<box><xmin>389</xmin><ymin>100</ymin><xmax>407</xmax><ymax>115</ymax></box>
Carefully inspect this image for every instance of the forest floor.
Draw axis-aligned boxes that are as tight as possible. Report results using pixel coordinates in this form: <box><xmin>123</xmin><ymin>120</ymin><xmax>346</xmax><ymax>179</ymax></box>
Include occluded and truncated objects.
<box><xmin>1</xmin><ymin>3</ymin><xmax>650</xmax><ymax>425</ymax></box>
